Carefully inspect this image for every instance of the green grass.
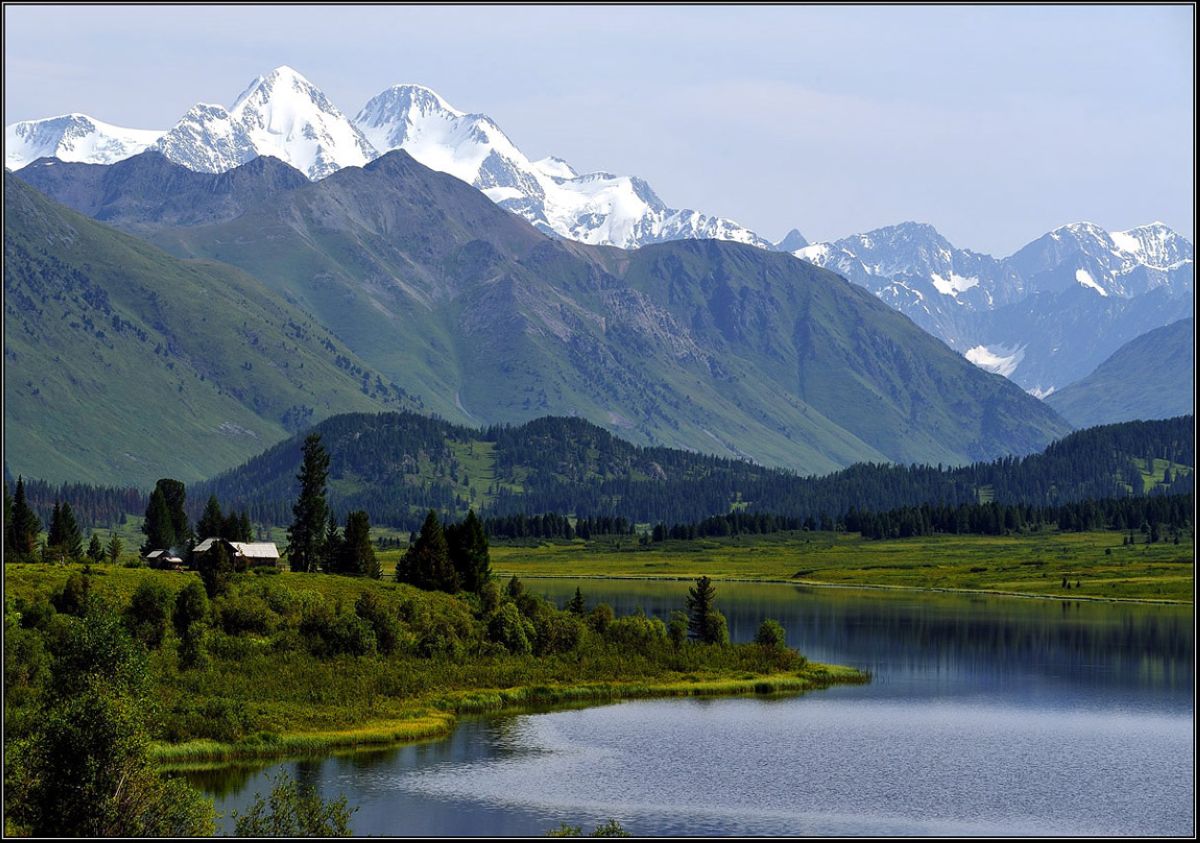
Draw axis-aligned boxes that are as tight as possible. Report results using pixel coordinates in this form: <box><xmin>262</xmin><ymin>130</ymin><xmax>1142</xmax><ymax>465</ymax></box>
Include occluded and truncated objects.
<box><xmin>488</xmin><ymin>529</ymin><xmax>1195</xmax><ymax>603</ymax></box>
<box><xmin>5</xmin><ymin>563</ymin><xmax>865</xmax><ymax>768</ymax></box>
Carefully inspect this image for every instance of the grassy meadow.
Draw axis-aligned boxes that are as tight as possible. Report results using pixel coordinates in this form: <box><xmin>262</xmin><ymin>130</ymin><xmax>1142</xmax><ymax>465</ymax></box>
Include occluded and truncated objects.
<box><xmin>480</xmin><ymin>529</ymin><xmax>1194</xmax><ymax>603</ymax></box>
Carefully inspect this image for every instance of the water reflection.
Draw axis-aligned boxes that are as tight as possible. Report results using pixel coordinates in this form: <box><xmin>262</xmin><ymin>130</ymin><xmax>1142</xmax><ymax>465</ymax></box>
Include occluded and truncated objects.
<box><xmin>192</xmin><ymin>581</ymin><xmax>1193</xmax><ymax>836</ymax></box>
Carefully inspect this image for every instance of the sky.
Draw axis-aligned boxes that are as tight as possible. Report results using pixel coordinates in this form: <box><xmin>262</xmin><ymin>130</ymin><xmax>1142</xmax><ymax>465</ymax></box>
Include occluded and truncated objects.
<box><xmin>4</xmin><ymin>4</ymin><xmax>1194</xmax><ymax>254</ymax></box>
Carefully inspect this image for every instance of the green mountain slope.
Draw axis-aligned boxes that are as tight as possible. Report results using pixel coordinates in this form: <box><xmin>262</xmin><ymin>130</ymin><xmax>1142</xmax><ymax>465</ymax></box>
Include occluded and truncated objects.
<box><xmin>3</xmin><ymin>173</ymin><xmax>422</xmax><ymax>486</ymax></box>
<box><xmin>195</xmin><ymin>412</ymin><xmax>1191</xmax><ymax>531</ymax></box>
<box><xmin>15</xmin><ymin>152</ymin><xmax>1072</xmax><ymax>473</ymax></box>
<box><xmin>1045</xmin><ymin>318</ymin><xmax>1194</xmax><ymax>428</ymax></box>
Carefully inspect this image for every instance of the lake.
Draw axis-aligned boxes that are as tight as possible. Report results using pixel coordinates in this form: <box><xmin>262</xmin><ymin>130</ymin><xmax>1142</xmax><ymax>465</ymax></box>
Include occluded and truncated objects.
<box><xmin>189</xmin><ymin>580</ymin><xmax>1194</xmax><ymax>836</ymax></box>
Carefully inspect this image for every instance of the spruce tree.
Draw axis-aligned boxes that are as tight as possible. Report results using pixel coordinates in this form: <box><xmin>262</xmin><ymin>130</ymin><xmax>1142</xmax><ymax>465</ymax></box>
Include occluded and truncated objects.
<box><xmin>87</xmin><ymin>534</ymin><xmax>105</xmax><ymax>565</ymax></box>
<box><xmin>59</xmin><ymin>503</ymin><xmax>83</xmax><ymax>560</ymax></box>
<box><xmin>447</xmin><ymin>510</ymin><xmax>491</xmax><ymax>593</ymax></box>
<box><xmin>322</xmin><ymin>512</ymin><xmax>342</xmax><ymax>573</ymax></box>
<box><xmin>567</xmin><ymin>587</ymin><xmax>586</xmax><ymax>615</ymax></box>
<box><xmin>7</xmin><ymin>477</ymin><xmax>41</xmax><ymax>561</ymax></box>
<box><xmin>286</xmin><ymin>433</ymin><xmax>330</xmax><ymax>573</ymax></box>
<box><xmin>239</xmin><ymin>512</ymin><xmax>253</xmax><ymax>543</ymax></box>
<box><xmin>106</xmin><ymin>535</ymin><xmax>124</xmax><ymax>566</ymax></box>
<box><xmin>397</xmin><ymin>510</ymin><xmax>456</xmax><ymax>592</ymax></box>
<box><xmin>340</xmin><ymin>511</ymin><xmax>376</xmax><ymax>578</ymax></box>
<box><xmin>196</xmin><ymin>541</ymin><xmax>234</xmax><ymax>599</ymax></box>
<box><xmin>152</xmin><ymin>479</ymin><xmax>191</xmax><ymax>548</ymax></box>
<box><xmin>196</xmin><ymin>495</ymin><xmax>224</xmax><ymax>541</ymax></box>
<box><xmin>685</xmin><ymin>576</ymin><xmax>720</xmax><ymax>643</ymax></box>
<box><xmin>141</xmin><ymin>488</ymin><xmax>175</xmax><ymax>554</ymax></box>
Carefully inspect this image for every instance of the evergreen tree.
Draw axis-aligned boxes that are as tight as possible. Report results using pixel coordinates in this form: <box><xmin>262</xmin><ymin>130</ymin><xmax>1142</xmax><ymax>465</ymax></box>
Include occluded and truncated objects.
<box><xmin>396</xmin><ymin>510</ymin><xmax>457</xmax><ymax>592</ymax></box>
<box><xmin>447</xmin><ymin>510</ymin><xmax>491</xmax><ymax>593</ymax></box>
<box><xmin>155</xmin><ymin>479</ymin><xmax>191</xmax><ymax>548</ymax></box>
<box><xmin>340</xmin><ymin>511</ymin><xmax>376</xmax><ymax>578</ymax></box>
<box><xmin>7</xmin><ymin>476</ymin><xmax>41</xmax><ymax>561</ymax></box>
<box><xmin>106</xmin><ymin>534</ymin><xmax>124</xmax><ymax>566</ymax></box>
<box><xmin>196</xmin><ymin>495</ymin><xmax>224</xmax><ymax>540</ymax></box>
<box><xmin>196</xmin><ymin>541</ymin><xmax>234</xmax><ymax>599</ymax></box>
<box><xmin>685</xmin><ymin>576</ymin><xmax>720</xmax><ymax>643</ymax></box>
<box><xmin>239</xmin><ymin>512</ymin><xmax>253</xmax><ymax>543</ymax></box>
<box><xmin>567</xmin><ymin>587</ymin><xmax>586</xmax><ymax>615</ymax></box>
<box><xmin>141</xmin><ymin>488</ymin><xmax>175</xmax><ymax>554</ymax></box>
<box><xmin>286</xmin><ymin>433</ymin><xmax>330</xmax><ymax>573</ymax></box>
<box><xmin>322</xmin><ymin>513</ymin><xmax>343</xmax><ymax>573</ymax></box>
<box><xmin>87</xmin><ymin>534</ymin><xmax>105</xmax><ymax>565</ymax></box>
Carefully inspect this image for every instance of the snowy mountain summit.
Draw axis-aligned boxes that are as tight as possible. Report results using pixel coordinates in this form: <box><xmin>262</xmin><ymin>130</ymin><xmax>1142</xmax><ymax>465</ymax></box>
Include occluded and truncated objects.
<box><xmin>6</xmin><ymin>67</ymin><xmax>778</xmax><ymax>250</ymax></box>
<box><xmin>5</xmin><ymin>114</ymin><xmax>162</xmax><ymax>170</ymax></box>
<box><xmin>354</xmin><ymin>83</ymin><xmax>772</xmax><ymax>250</ymax></box>
<box><xmin>154</xmin><ymin>66</ymin><xmax>375</xmax><ymax>180</ymax></box>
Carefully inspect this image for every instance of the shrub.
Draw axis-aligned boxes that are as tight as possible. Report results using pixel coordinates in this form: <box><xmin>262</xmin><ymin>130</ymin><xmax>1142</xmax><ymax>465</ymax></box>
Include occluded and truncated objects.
<box><xmin>667</xmin><ymin>610</ymin><xmax>688</xmax><ymax>649</ymax></box>
<box><xmin>753</xmin><ymin>619</ymin><xmax>786</xmax><ymax>649</ymax></box>
<box><xmin>487</xmin><ymin>603</ymin><xmax>533</xmax><ymax>655</ymax></box>
<box><xmin>215</xmin><ymin>594</ymin><xmax>277</xmax><ymax>637</ymax></box>
<box><xmin>124</xmin><ymin>582</ymin><xmax>174</xmax><ymax>650</ymax></box>
<box><xmin>534</xmin><ymin>612</ymin><xmax>585</xmax><ymax>656</ymax></box>
<box><xmin>587</xmin><ymin>603</ymin><xmax>614</xmax><ymax>635</ymax></box>
<box><xmin>605</xmin><ymin>612</ymin><xmax>668</xmax><ymax>649</ymax></box>
<box><xmin>232</xmin><ymin>772</ymin><xmax>354</xmax><ymax>836</ymax></box>
<box><xmin>51</xmin><ymin>572</ymin><xmax>92</xmax><ymax>617</ymax></box>
<box><xmin>355</xmin><ymin>592</ymin><xmax>401</xmax><ymax>655</ymax></box>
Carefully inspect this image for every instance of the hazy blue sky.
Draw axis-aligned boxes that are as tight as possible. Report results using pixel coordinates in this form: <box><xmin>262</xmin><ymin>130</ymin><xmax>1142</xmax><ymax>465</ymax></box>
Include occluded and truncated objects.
<box><xmin>5</xmin><ymin>5</ymin><xmax>1194</xmax><ymax>253</ymax></box>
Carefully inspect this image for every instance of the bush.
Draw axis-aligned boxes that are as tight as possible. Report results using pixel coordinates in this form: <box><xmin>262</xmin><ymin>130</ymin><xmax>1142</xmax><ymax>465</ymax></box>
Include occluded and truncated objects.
<box><xmin>215</xmin><ymin>594</ymin><xmax>277</xmax><ymax>637</ymax></box>
<box><xmin>232</xmin><ymin>772</ymin><xmax>354</xmax><ymax>836</ymax></box>
<box><xmin>355</xmin><ymin>592</ymin><xmax>401</xmax><ymax>655</ymax></box>
<box><xmin>587</xmin><ymin>603</ymin><xmax>614</xmax><ymax>635</ymax></box>
<box><xmin>301</xmin><ymin>605</ymin><xmax>377</xmax><ymax>658</ymax></box>
<box><xmin>124</xmin><ymin>582</ymin><xmax>173</xmax><ymax>650</ymax></box>
<box><xmin>667</xmin><ymin>610</ymin><xmax>688</xmax><ymax>649</ymax></box>
<box><xmin>51</xmin><ymin>572</ymin><xmax>92</xmax><ymax>617</ymax></box>
<box><xmin>534</xmin><ymin>612</ymin><xmax>585</xmax><ymax>656</ymax></box>
<box><xmin>172</xmin><ymin>581</ymin><xmax>209</xmax><ymax>638</ymax></box>
<box><xmin>605</xmin><ymin>612</ymin><xmax>668</xmax><ymax>649</ymax></box>
<box><xmin>487</xmin><ymin>603</ymin><xmax>534</xmax><ymax>655</ymax></box>
<box><xmin>753</xmin><ymin>619</ymin><xmax>786</xmax><ymax>649</ymax></box>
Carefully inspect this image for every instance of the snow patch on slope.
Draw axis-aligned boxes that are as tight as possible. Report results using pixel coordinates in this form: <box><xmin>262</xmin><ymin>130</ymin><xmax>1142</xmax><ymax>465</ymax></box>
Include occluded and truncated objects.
<box><xmin>1075</xmin><ymin>268</ymin><xmax>1108</xmax><ymax>296</ymax></box>
<box><xmin>965</xmin><ymin>344</ymin><xmax>1026</xmax><ymax>378</ymax></box>
<box><xmin>6</xmin><ymin>114</ymin><xmax>163</xmax><ymax>170</ymax></box>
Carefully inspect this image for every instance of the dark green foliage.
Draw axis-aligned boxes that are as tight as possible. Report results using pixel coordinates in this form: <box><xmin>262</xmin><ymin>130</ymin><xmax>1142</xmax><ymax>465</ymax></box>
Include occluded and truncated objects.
<box><xmin>286</xmin><ymin>434</ymin><xmax>330</xmax><ymax>573</ymax></box>
<box><xmin>5</xmin><ymin>608</ymin><xmax>214</xmax><ymax>836</ymax></box>
<box><xmin>667</xmin><ymin>610</ymin><xmax>688</xmax><ymax>649</ymax></box>
<box><xmin>172</xmin><ymin>581</ymin><xmax>209</xmax><ymax>638</ymax></box>
<box><xmin>567</xmin><ymin>587</ymin><xmax>586</xmax><ymax>615</ymax></box>
<box><xmin>587</xmin><ymin>603</ymin><xmax>614</xmax><ymax>635</ymax></box>
<box><xmin>105</xmin><ymin>534</ymin><xmax>123</xmax><ymax>565</ymax></box>
<box><xmin>339</xmin><ymin>510</ymin><xmax>376</xmax><ymax>578</ymax></box>
<box><xmin>157</xmin><ymin>479</ymin><xmax>191</xmax><ymax>547</ymax></box>
<box><xmin>196</xmin><ymin>494</ymin><xmax>224</xmax><ymax>541</ymax></box>
<box><xmin>534</xmin><ymin>611</ymin><xmax>586</xmax><ymax>656</ymax></box>
<box><xmin>6</xmin><ymin>476</ymin><xmax>41</xmax><ymax>561</ymax></box>
<box><xmin>124</xmin><ymin>582</ymin><xmax>173</xmax><ymax>649</ymax></box>
<box><xmin>299</xmin><ymin>605</ymin><xmax>377</xmax><ymax>658</ymax></box>
<box><xmin>445</xmin><ymin>509</ymin><xmax>491</xmax><ymax>593</ymax></box>
<box><xmin>322</xmin><ymin>512</ymin><xmax>343</xmax><ymax>573</ymax></box>
<box><xmin>51</xmin><ymin>571</ymin><xmax>92</xmax><ymax>617</ymax></box>
<box><xmin>197</xmin><ymin>540</ymin><xmax>235</xmax><ymax>599</ymax></box>
<box><xmin>197</xmin><ymin>414</ymin><xmax>1193</xmax><ymax>532</ymax></box>
<box><xmin>754</xmin><ymin>619</ymin><xmax>787</xmax><ymax>649</ymax></box>
<box><xmin>396</xmin><ymin>510</ymin><xmax>457</xmax><ymax>592</ymax></box>
<box><xmin>686</xmin><ymin>576</ymin><xmax>720</xmax><ymax>643</ymax></box>
<box><xmin>87</xmin><ymin>533</ymin><xmax>105</xmax><ymax>564</ymax></box>
<box><xmin>605</xmin><ymin>611</ymin><xmax>668</xmax><ymax>648</ymax></box>
<box><xmin>232</xmin><ymin>772</ymin><xmax>354</xmax><ymax>837</ymax></box>
<box><xmin>142</xmin><ymin>488</ymin><xmax>175</xmax><ymax>554</ymax></box>
<box><xmin>354</xmin><ymin>592</ymin><xmax>400</xmax><ymax>655</ymax></box>
<box><xmin>214</xmin><ymin>594</ymin><xmax>276</xmax><ymax>636</ymax></box>
<box><xmin>47</xmin><ymin>501</ymin><xmax>84</xmax><ymax>561</ymax></box>
<box><xmin>487</xmin><ymin>602</ymin><xmax>533</xmax><ymax>655</ymax></box>
<box><xmin>4</xmin><ymin>606</ymin><xmax>50</xmax><ymax>708</ymax></box>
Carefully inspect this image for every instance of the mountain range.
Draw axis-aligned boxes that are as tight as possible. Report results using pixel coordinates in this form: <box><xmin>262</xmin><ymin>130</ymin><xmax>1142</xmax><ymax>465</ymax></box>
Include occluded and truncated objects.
<box><xmin>794</xmin><ymin>221</ymin><xmax>1193</xmax><ymax>393</ymax></box>
<box><xmin>7</xmin><ymin>66</ymin><xmax>1190</xmax><ymax>397</ymax></box>
<box><xmin>7</xmin><ymin>149</ymin><xmax>1071</xmax><ymax>487</ymax></box>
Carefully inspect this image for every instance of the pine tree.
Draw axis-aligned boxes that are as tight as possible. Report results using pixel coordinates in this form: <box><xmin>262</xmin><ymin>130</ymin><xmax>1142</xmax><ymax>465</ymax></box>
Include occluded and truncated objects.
<box><xmin>141</xmin><ymin>488</ymin><xmax>176</xmax><ymax>554</ymax></box>
<box><xmin>87</xmin><ymin>534</ymin><xmax>105</xmax><ymax>565</ymax></box>
<box><xmin>59</xmin><ymin>503</ymin><xmax>84</xmax><ymax>560</ymax></box>
<box><xmin>447</xmin><ymin>510</ymin><xmax>491</xmax><ymax>593</ymax></box>
<box><xmin>106</xmin><ymin>534</ymin><xmax>124</xmax><ymax>566</ymax></box>
<box><xmin>685</xmin><ymin>576</ymin><xmax>720</xmax><ymax>643</ymax></box>
<box><xmin>238</xmin><ymin>512</ymin><xmax>253</xmax><ymax>543</ymax></box>
<box><xmin>7</xmin><ymin>477</ymin><xmax>41</xmax><ymax>561</ymax></box>
<box><xmin>322</xmin><ymin>512</ymin><xmax>342</xmax><ymax>573</ymax></box>
<box><xmin>153</xmin><ymin>479</ymin><xmax>191</xmax><ymax>548</ymax></box>
<box><xmin>340</xmin><ymin>511</ymin><xmax>376</xmax><ymax>578</ymax></box>
<box><xmin>286</xmin><ymin>433</ymin><xmax>330</xmax><ymax>573</ymax></box>
<box><xmin>196</xmin><ymin>495</ymin><xmax>224</xmax><ymax>541</ymax></box>
<box><xmin>197</xmin><ymin>541</ymin><xmax>234</xmax><ymax>599</ymax></box>
<box><xmin>567</xmin><ymin>587</ymin><xmax>586</xmax><ymax>615</ymax></box>
<box><xmin>397</xmin><ymin>510</ymin><xmax>457</xmax><ymax>592</ymax></box>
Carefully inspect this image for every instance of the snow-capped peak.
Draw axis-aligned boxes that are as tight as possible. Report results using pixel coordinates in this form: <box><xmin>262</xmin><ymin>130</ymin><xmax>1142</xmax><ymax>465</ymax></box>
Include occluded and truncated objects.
<box><xmin>5</xmin><ymin>113</ymin><xmax>163</xmax><ymax>170</ymax></box>
<box><xmin>153</xmin><ymin>66</ymin><xmax>376</xmax><ymax>179</ymax></box>
<box><xmin>1110</xmin><ymin>222</ymin><xmax>1193</xmax><ymax>269</ymax></box>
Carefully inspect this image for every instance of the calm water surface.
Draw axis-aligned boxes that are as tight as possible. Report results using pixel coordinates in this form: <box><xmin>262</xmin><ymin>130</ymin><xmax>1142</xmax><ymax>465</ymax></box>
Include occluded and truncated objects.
<box><xmin>191</xmin><ymin>581</ymin><xmax>1194</xmax><ymax>836</ymax></box>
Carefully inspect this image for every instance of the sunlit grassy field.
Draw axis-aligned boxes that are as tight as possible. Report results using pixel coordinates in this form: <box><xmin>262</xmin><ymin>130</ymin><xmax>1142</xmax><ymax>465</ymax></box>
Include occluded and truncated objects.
<box><xmin>482</xmin><ymin>530</ymin><xmax>1194</xmax><ymax>603</ymax></box>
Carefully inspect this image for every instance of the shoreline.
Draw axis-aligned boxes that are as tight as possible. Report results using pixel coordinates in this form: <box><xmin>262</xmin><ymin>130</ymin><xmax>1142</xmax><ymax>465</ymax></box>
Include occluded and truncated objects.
<box><xmin>495</xmin><ymin>571</ymin><xmax>1193</xmax><ymax>606</ymax></box>
<box><xmin>153</xmin><ymin>663</ymin><xmax>866</xmax><ymax>770</ymax></box>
